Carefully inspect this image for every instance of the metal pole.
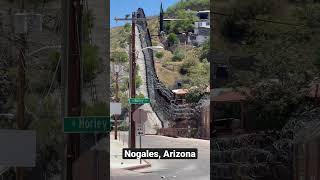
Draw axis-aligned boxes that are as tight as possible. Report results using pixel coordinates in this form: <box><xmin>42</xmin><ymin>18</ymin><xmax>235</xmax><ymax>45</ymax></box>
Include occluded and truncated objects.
<box><xmin>129</xmin><ymin>12</ymin><xmax>136</xmax><ymax>148</ymax></box>
<box><xmin>139</xmin><ymin>135</ymin><xmax>142</xmax><ymax>164</ymax></box>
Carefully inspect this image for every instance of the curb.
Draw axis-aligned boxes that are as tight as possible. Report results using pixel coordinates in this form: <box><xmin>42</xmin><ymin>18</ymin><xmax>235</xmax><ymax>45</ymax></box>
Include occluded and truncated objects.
<box><xmin>124</xmin><ymin>159</ymin><xmax>151</xmax><ymax>171</ymax></box>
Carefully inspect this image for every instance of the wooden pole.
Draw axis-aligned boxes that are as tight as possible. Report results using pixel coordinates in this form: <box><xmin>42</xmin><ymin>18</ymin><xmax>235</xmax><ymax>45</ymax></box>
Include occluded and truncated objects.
<box><xmin>115</xmin><ymin>71</ymin><xmax>119</xmax><ymax>140</ymax></box>
<box><xmin>66</xmin><ymin>0</ymin><xmax>81</xmax><ymax>179</ymax></box>
<box><xmin>16</xmin><ymin>0</ymin><xmax>26</xmax><ymax>178</ymax></box>
<box><xmin>16</xmin><ymin>40</ymin><xmax>25</xmax><ymax>180</ymax></box>
<box><xmin>129</xmin><ymin>12</ymin><xmax>136</xmax><ymax>148</ymax></box>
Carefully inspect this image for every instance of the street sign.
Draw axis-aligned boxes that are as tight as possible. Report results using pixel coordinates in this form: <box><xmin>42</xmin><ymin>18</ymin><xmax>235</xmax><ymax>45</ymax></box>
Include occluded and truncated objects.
<box><xmin>64</xmin><ymin>116</ymin><xmax>110</xmax><ymax>133</ymax></box>
<box><xmin>136</xmin><ymin>125</ymin><xmax>145</xmax><ymax>136</ymax></box>
<box><xmin>133</xmin><ymin>109</ymin><xmax>147</xmax><ymax>136</ymax></box>
<box><xmin>110</xmin><ymin>102</ymin><xmax>121</xmax><ymax>115</ymax></box>
<box><xmin>133</xmin><ymin>109</ymin><xmax>148</xmax><ymax>123</ymax></box>
<box><xmin>0</xmin><ymin>130</ymin><xmax>36</xmax><ymax>167</ymax></box>
<box><xmin>129</xmin><ymin>98</ymin><xmax>150</xmax><ymax>104</ymax></box>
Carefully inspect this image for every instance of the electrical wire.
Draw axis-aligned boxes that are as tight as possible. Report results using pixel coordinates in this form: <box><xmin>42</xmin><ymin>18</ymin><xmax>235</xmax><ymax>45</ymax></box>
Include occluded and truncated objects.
<box><xmin>43</xmin><ymin>55</ymin><xmax>61</xmax><ymax>100</ymax></box>
<box><xmin>211</xmin><ymin>11</ymin><xmax>305</xmax><ymax>27</ymax></box>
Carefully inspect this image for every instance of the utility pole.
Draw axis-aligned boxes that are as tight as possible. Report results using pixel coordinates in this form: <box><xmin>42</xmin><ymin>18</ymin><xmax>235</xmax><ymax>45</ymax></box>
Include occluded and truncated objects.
<box><xmin>114</xmin><ymin>12</ymin><xmax>139</xmax><ymax>148</ymax></box>
<box><xmin>16</xmin><ymin>0</ymin><xmax>26</xmax><ymax>179</ymax></box>
<box><xmin>64</xmin><ymin>0</ymin><xmax>82</xmax><ymax>179</ymax></box>
<box><xmin>16</xmin><ymin>28</ymin><xmax>26</xmax><ymax>180</ymax></box>
<box><xmin>129</xmin><ymin>12</ymin><xmax>136</xmax><ymax>148</ymax></box>
<box><xmin>114</xmin><ymin>70</ymin><xmax>119</xmax><ymax>140</ymax></box>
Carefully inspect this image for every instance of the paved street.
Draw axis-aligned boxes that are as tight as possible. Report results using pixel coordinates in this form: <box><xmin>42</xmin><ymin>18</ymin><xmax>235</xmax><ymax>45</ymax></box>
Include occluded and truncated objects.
<box><xmin>111</xmin><ymin>131</ymin><xmax>210</xmax><ymax>180</ymax></box>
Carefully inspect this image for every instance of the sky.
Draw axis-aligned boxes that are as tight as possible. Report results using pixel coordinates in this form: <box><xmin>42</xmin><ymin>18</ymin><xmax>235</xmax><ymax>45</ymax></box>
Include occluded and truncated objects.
<box><xmin>110</xmin><ymin>0</ymin><xmax>180</xmax><ymax>28</ymax></box>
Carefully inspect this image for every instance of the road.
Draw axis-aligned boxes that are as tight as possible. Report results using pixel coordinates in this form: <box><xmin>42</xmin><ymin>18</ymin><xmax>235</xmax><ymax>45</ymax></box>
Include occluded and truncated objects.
<box><xmin>111</xmin><ymin>132</ymin><xmax>210</xmax><ymax>180</ymax></box>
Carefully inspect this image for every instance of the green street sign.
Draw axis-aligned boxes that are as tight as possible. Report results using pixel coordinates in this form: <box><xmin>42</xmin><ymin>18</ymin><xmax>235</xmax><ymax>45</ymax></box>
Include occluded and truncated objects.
<box><xmin>128</xmin><ymin>98</ymin><xmax>150</xmax><ymax>104</ymax></box>
<box><xmin>64</xmin><ymin>116</ymin><xmax>110</xmax><ymax>133</ymax></box>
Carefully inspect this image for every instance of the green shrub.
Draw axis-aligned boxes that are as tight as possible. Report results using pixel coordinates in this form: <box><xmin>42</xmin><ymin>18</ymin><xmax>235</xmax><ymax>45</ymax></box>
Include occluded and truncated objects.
<box><xmin>83</xmin><ymin>44</ymin><xmax>100</xmax><ymax>82</ymax></box>
<box><xmin>167</xmin><ymin>33</ymin><xmax>179</xmax><ymax>46</ymax></box>
<box><xmin>186</xmin><ymin>88</ymin><xmax>204</xmax><ymax>103</ymax></box>
<box><xmin>172</xmin><ymin>50</ymin><xmax>185</xmax><ymax>62</ymax></box>
<box><xmin>136</xmin><ymin>74</ymin><xmax>142</xmax><ymax>88</ymax></box>
<box><xmin>155</xmin><ymin>52</ymin><xmax>164</xmax><ymax>59</ymax></box>
<box><xmin>82</xmin><ymin>102</ymin><xmax>108</xmax><ymax>116</ymax></box>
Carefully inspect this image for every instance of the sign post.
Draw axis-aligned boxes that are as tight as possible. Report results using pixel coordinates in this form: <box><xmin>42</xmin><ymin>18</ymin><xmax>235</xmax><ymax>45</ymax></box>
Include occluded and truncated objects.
<box><xmin>133</xmin><ymin>109</ymin><xmax>148</xmax><ymax>164</ymax></box>
<box><xmin>111</xmin><ymin>103</ymin><xmax>122</xmax><ymax>140</ymax></box>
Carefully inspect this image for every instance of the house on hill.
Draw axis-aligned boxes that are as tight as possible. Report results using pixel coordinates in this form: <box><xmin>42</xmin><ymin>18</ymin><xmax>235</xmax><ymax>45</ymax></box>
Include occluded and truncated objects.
<box><xmin>159</xmin><ymin>2</ymin><xmax>210</xmax><ymax>46</ymax></box>
<box><xmin>188</xmin><ymin>10</ymin><xmax>210</xmax><ymax>46</ymax></box>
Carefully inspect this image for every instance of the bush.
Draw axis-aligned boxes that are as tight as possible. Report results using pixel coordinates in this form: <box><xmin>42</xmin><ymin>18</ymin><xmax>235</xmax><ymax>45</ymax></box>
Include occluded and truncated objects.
<box><xmin>181</xmin><ymin>54</ymin><xmax>198</xmax><ymax>69</ymax></box>
<box><xmin>248</xmin><ymin>81</ymin><xmax>303</xmax><ymax>130</ymax></box>
<box><xmin>83</xmin><ymin>44</ymin><xmax>100</xmax><ymax>82</ymax></box>
<box><xmin>82</xmin><ymin>102</ymin><xmax>109</xmax><ymax>116</ymax></box>
<box><xmin>167</xmin><ymin>33</ymin><xmax>179</xmax><ymax>46</ymax></box>
<box><xmin>186</xmin><ymin>88</ymin><xmax>204</xmax><ymax>103</ymax></box>
<box><xmin>155</xmin><ymin>52</ymin><xmax>164</xmax><ymax>59</ymax></box>
<box><xmin>136</xmin><ymin>74</ymin><xmax>142</xmax><ymax>88</ymax></box>
<box><xmin>111</xmin><ymin>51</ymin><xmax>128</xmax><ymax>63</ymax></box>
<box><xmin>172</xmin><ymin>50</ymin><xmax>185</xmax><ymax>62</ymax></box>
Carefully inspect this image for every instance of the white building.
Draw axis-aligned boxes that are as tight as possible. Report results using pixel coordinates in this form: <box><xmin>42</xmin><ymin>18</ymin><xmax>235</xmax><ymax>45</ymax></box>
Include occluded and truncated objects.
<box><xmin>189</xmin><ymin>10</ymin><xmax>210</xmax><ymax>46</ymax></box>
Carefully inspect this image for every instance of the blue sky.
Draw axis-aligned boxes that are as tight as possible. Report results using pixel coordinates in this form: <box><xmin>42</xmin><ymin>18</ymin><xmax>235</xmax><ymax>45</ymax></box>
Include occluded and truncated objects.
<box><xmin>110</xmin><ymin>0</ymin><xmax>180</xmax><ymax>27</ymax></box>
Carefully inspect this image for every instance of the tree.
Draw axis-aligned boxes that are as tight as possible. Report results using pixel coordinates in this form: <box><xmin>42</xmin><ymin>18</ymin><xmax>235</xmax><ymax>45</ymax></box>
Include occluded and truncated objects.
<box><xmin>186</xmin><ymin>88</ymin><xmax>204</xmax><ymax>103</ymax></box>
<box><xmin>136</xmin><ymin>74</ymin><xmax>142</xmax><ymax>88</ymax></box>
<box><xmin>188</xmin><ymin>60</ymin><xmax>209</xmax><ymax>87</ymax></box>
<box><xmin>83</xmin><ymin>9</ymin><xmax>95</xmax><ymax>41</ymax></box>
<box><xmin>83</xmin><ymin>44</ymin><xmax>100</xmax><ymax>82</ymax></box>
<box><xmin>165</xmin><ymin>10</ymin><xmax>199</xmax><ymax>34</ymax></box>
<box><xmin>167</xmin><ymin>33</ymin><xmax>179</xmax><ymax>46</ymax></box>
<box><xmin>200</xmin><ymin>39</ymin><xmax>209</xmax><ymax>61</ymax></box>
<box><xmin>111</xmin><ymin>51</ymin><xmax>128</xmax><ymax>64</ymax></box>
<box><xmin>172</xmin><ymin>50</ymin><xmax>185</xmax><ymax>61</ymax></box>
<box><xmin>166</xmin><ymin>0</ymin><xmax>210</xmax><ymax>16</ymax></box>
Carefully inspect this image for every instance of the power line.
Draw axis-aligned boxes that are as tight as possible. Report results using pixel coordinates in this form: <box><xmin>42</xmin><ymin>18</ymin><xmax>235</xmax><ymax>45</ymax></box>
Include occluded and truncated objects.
<box><xmin>211</xmin><ymin>11</ymin><xmax>305</xmax><ymax>27</ymax></box>
<box><xmin>43</xmin><ymin>55</ymin><xmax>61</xmax><ymax>100</ymax></box>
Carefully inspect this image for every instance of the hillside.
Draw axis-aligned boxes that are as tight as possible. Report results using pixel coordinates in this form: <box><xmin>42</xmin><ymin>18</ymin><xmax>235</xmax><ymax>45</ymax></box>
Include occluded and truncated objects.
<box><xmin>212</xmin><ymin>1</ymin><xmax>320</xmax><ymax>179</ymax></box>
